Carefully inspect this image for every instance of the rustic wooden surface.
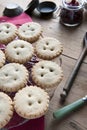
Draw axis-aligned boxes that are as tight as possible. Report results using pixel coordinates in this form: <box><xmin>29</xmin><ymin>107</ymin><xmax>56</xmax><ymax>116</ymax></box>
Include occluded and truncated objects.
<box><xmin>0</xmin><ymin>0</ymin><xmax>87</xmax><ymax>130</ymax></box>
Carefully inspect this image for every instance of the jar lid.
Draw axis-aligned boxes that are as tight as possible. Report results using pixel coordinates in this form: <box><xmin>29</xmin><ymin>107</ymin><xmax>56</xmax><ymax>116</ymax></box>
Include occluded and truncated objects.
<box><xmin>62</xmin><ymin>0</ymin><xmax>84</xmax><ymax>10</ymax></box>
<box><xmin>25</xmin><ymin>0</ymin><xmax>39</xmax><ymax>14</ymax></box>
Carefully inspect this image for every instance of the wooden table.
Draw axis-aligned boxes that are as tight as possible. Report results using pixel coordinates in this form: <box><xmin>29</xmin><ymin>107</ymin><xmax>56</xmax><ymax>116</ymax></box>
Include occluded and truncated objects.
<box><xmin>0</xmin><ymin>0</ymin><xmax>87</xmax><ymax>130</ymax></box>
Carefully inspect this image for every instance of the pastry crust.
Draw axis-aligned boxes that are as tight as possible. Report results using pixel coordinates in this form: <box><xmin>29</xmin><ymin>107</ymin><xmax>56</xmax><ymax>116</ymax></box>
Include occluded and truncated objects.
<box><xmin>5</xmin><ymin>39</ymin><xmax>34</xmax><ymax>64</ymax></box>
<box><xmin>35</xmin><ymin>37</ymin><xmax>63</xmax><ymax>60</ymax></box>
<box><xmin>0</xmin><ymin>22</ymin><xmax>17</xmax><ymax>44</ymax></box>
<box><xmin>31</xmin><ymin>60</ymin><xmax>63</xmax><ymax>88</ymax></box>
<box><xmin>0</xmin><ymin>92</ymin><xmax>13</xmax><ymax>129</ymax></box>
<box><xmin>0</xmin><ymin>50</ymin><xmax>6</xmax><ymax>68</ymax></box>
<box><xmin>0</xmin><ymin>63</ymin><xmax>29</xmax><ymax>92</ymax></box>
<box><xmin>14</xmin><ymin>86</ymin><xmax>49</xmax><ymax>119</ymax></box>
<box><xmin>18</xmin><ymin>22</ymin><xmax>42</xmax><ymax>43</ymax></box>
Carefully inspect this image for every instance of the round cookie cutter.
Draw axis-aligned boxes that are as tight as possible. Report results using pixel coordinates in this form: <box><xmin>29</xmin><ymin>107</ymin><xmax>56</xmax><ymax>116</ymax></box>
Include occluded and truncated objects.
<box><xmin>3</xmin><ymin>3</ymin><xmax>23</xmax><ymax>17</ymax></box>
<box><xmin>37</xmin><ymin>1</ymin><xmax>57</xmax><ymax>15</ymax></box>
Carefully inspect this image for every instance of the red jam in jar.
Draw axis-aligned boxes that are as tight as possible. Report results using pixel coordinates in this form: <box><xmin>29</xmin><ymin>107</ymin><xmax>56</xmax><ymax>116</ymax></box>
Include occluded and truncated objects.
<box><xmin>60</xmin><ymin>0</ymin><xmax>84</xmax><ymax>27</ymax></box>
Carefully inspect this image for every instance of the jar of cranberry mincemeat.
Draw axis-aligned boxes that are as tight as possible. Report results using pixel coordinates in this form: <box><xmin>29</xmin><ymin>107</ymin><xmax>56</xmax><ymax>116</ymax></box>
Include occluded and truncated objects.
<box><xmin>60</xmin><ymin>0</ymin><xmax>84</xmax><ymax>27</ymax></box>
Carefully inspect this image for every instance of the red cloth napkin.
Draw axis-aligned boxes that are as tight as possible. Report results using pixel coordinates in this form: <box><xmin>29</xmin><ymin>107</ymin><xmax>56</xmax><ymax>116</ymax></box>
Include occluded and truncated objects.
<box><xmin>0</xmin><ymin>13</ymin><xmax>32</xmax><ymax>26</ymax></box>
<box><xmin>11</xmin><ymin>116</ymin><xmax>44</xmax><ymax>130</ymax></box>
<box><xmin>0</xmin><ymin>13</ymin><xmax>44</xmax><ymax>130</ymax></box>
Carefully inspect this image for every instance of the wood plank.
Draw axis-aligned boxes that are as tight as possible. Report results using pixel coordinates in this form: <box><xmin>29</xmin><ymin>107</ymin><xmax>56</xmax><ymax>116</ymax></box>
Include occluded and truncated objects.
<box><xmin>0</xmin><ymin>1</ymin><xmax>87</xmax><ymax>130</ymax></box>
<box><xmin>45</xmin><ymin>55</ymin><xmax>87</xmax><ymax>130</ymax></box>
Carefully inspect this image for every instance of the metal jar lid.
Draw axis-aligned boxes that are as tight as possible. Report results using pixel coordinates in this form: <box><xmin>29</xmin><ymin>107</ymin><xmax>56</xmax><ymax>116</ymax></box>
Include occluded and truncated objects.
<box><xmin>25</xmin><ymin>0</ymin><xmax>39</xmax><ymax>14</ymax></box>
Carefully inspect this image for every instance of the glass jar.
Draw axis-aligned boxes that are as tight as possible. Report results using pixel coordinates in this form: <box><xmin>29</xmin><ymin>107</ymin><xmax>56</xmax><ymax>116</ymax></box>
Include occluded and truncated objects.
<box><xmin>60</xmin><ymin>0</ymin><xmax>84</xmax><ymax>27</ymax></box>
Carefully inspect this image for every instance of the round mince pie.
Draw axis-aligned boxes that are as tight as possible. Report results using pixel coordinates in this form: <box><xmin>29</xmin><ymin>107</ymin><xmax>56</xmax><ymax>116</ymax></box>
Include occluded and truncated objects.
<box><xmin>14</xmin><ymin>86</ymin><xmax>49</xmax><ymax>119</ymax></box>
<box><xmin>0</xmin><ymin>92</ymin><xmax>13</xmax><ymax>129</ymax></box>
<box><xmin>0</xmin><ymin>63</ymin><xmax>29</xmax><ymax>92</ymax></box>
<box><xmin>18</xmin><ymin>22</ymin><xmax>42</xmax><ymax>43</ymax></box>
<box><xmin>31</xmin><ymin>60</ymin><xmax>63</xmax><ymax>89</ymax></box>
<box><xmin>0</xmin><ymin>22</ymin><xmax>17</xmax><ymax>44</ymax></box>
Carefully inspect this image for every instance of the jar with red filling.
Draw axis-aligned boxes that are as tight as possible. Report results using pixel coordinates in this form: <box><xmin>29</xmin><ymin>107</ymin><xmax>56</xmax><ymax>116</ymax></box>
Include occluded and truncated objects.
<box><xmin>60</xmin><ymin>0</ymin><xmax>84</xmax><ymax>27</ymax></box>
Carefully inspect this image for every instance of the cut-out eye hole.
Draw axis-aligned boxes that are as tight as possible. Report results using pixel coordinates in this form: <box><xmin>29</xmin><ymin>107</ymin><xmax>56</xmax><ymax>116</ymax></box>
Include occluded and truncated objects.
<box><xmin>15</xmin><ymin>69</ymin><xmax>18</xmax><ymax>71</ymax></box>
<box><xmin>50</xmin><ymin>48</ymin><xmax>54</xmax><ymax>51</ymax></box>
<box><xmin>38</xmin><ymin>100</ymin><xmax>42</xmax><ymax>104</ymax></box>
<box><xmin>23</xmin><ymin>30</ymin><xmax>25</xmax><ymax>32</ymax></box>
<box><xmin>14</xmin><ymin>77</ymin><xmax>17</xmax><ymax>80</ymax></box>
<box><xmin>41</xmin><ymin>73</ymin><xmax>44</xmax><ymax>77</ymax></box>
<box><xmin>6</xmin><ymin>31</ymin><xmax>9</xmax><ymax>34</ymax></box>
<box><xmin>14</xmin><ymin>46</ymin><xmax>17</xmax><ymax>49</ymax></box>
<box><xmin>6</xmin><ymin>25</ymin><xmax>10</xmax><ymax>28</ymax></box>
<box><xmin>21</xmin><ymin>45</ymin><xmax>24</xmax><ymax>48</ymax></box>
<box><xmin>31</xmin><ymin>28</ymin><xmax>35</xmax><ymax>31</ymax></box>
<box><xmin>28</xmin><ymin>94</ymin><xmax>31</xmax><ymax>97</ymax></box>
<box><xmin>28</xmin><ymin>102</ymin><xmax>32</xmax><ymax>106</ymax></box>
<box><xmin>43</xmin><ymin>47</ymin><xmax>46</xmax><ymax>50</ymax></box>
<box><xmin>41</xmin><ymin>66</ymin><xmax>44</xmax><ymax>69</ymax></box>
<box><xmin>5</xmin><ymin>73</ymin><xmax>8</xmax><ymax>76</ymax></box>
<box><xmin>46</xmin><ymin>42</ymin><xmax>49</xmax><ymax>45</ymax></box>
<box><xmin>49</xmin><ymin>68</ymin><xmax>54</xmax><ymax>72</ymax></box>
<box><xmin>0</xmin><ymin>30</ymin><xmax>1</xmax><ymax>32</ymax></box>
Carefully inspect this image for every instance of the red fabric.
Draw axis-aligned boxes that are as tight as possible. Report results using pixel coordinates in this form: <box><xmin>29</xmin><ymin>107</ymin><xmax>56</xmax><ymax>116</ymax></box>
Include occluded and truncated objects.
<box><xmin>0</xmin><ymin>13</ymin><xmax>44</xmax><ymax>130</ymax></box>
<box><xmin>0</xmin><ymin>13</ymin><xmax>32</xmax><ymax>26</ymax></box>
<box><xmin>11</xmin><ymin>116</ymin><xmax>44</xmax><ymax>130</ymax></box>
